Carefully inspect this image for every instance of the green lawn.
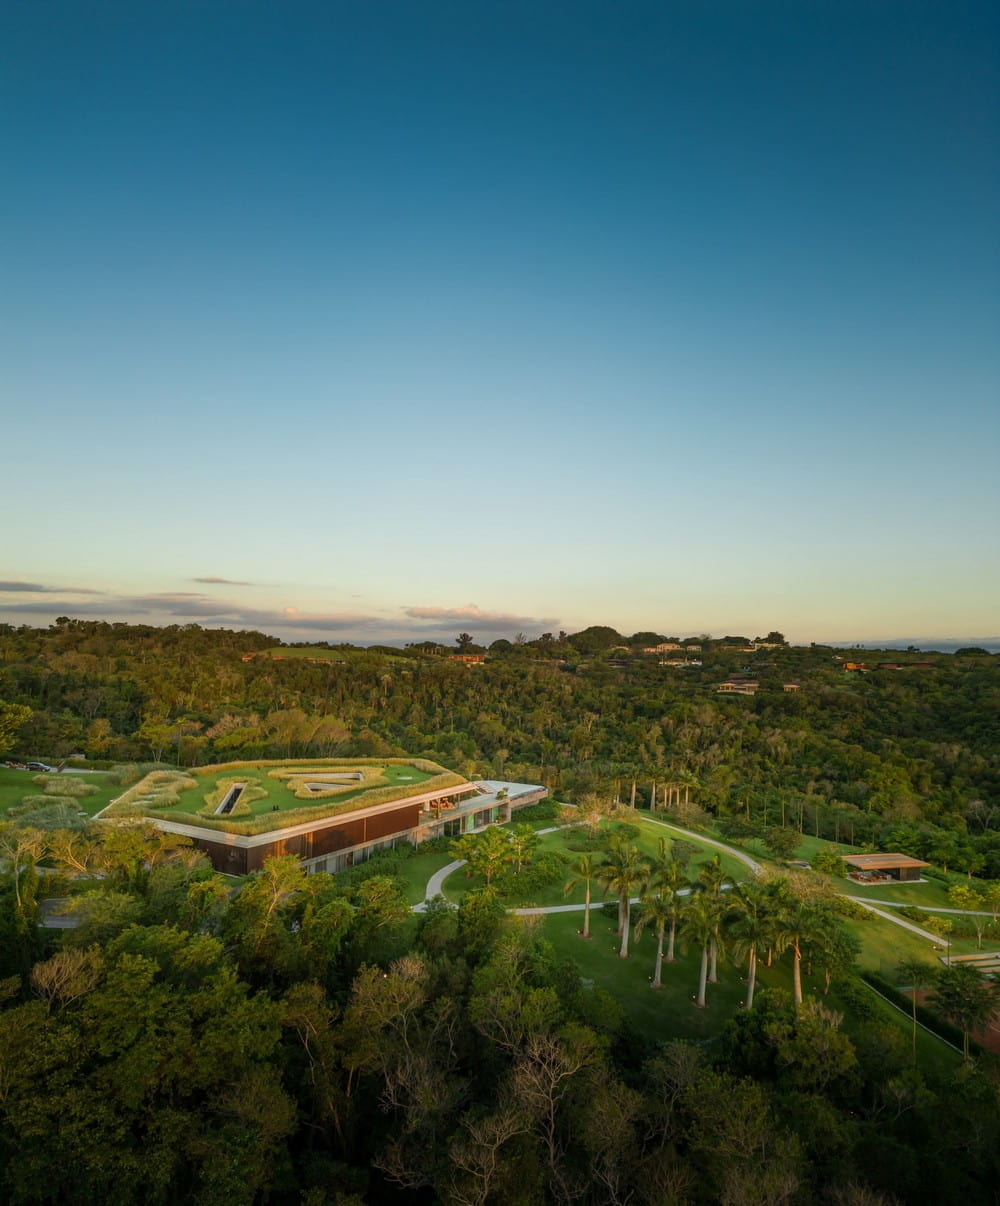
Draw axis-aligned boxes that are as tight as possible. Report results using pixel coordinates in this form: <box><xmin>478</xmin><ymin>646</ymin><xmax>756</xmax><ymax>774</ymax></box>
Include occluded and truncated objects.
<box><xmin>0</xmin><ymin>767</ymin><xmax>119</xmax><ymax>819</ymax></box>
<box><xmin>841</xmin><ymin>913</ymin><xmax>984</xmax><ymax>973</ymax></box>
<box><xmin>440</xmin><ymin>816</ymin><xmax>754</xmax><ymax>907</ymax></box>
<box><xmin>539</xmin><ymin>902</ymin><xmax>962</xmax><ymax>1071</ymax></box>
<box><xmin>539</xmin><ymin>908</ymin><xmax>792</xmax><ymax>1041</ymax></box>
<box><xmin>146</xmin><ymin>762</ymin><xmax>435</xmax><ymax>823</ymax></box>
<box><xmin>397</xmin><ymin>851</ymin><xmax>454</xmax><ymax>905</ymax></box>
<box><xmin>840</xmin><ymin>878</ymin><xmax>957</xmax><ymax>908</ymax></box>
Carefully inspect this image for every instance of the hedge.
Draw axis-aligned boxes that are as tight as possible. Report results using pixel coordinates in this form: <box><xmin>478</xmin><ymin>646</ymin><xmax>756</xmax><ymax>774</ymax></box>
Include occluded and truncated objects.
<box><xmin>861</xmin><ymin>970</ymin><xmax>981</xmax><ymax>1056</ymax></box>
<box><xmin>188</xmin><ymin>756</ymin><xmax>449</xmax><ymax>777</ymax></box>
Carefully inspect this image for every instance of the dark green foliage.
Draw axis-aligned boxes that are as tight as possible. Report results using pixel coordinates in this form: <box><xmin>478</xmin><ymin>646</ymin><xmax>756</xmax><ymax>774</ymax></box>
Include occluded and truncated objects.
<box><xmin>862</xmin><ymin>971</ymin><xmax>975</xmax><ymax>1054</ymax></box>
<box><xmin>1</xmin><ymin>623</ymin><xmax>999</xmax><ymax>1202</ymax></box>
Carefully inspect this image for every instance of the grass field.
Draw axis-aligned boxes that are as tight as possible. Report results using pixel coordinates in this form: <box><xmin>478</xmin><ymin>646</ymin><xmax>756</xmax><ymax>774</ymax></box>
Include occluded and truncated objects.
<box><xmin>842</xmin><ymin>877</ymin><xmax>964</xmax><ymax>909</ymax></box>
<box><xmin>538</xmin><ymin>892</ymin><xmax>961</xmax><ymax>1070</ymax></box>
<box><xmin>538</xmin><ymin>907</ymin><xmax>792</xmax><ymax>1042</ymax></box>
<box><xmin>0</xmin><ymin>767</ymin><xmax>119</xmax><ymax>818</ymax></box>
<box><xmin>398</xmin><ymin>851</ymin><xmax>454</xmax><ymax>905</ymax></box>
<box><xmin>440</xmin><ymin>815</ymin><xmax>754</xmax><ymax>907</ymax></box>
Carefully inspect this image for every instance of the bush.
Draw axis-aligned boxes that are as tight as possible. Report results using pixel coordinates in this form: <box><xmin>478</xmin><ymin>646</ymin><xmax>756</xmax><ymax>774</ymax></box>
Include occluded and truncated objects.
<box><xmin>495</xmin><ymin>851</ymin><xmax>567</xmax><ymax>897</ymax></box>
<box><xmin>104</xmin><ymin>770</ymin><xmax>198</xmax><ymax>816</ymax></box>
<box><xmin>31</xmin><ymin>776</ymin><xmax>97</xmax><ymax>798</ymax></box>
<box><xmin>833</xmin><ymin>896</ymin><xmax>871</xmax><ymax>920</ymax></box>
<box><xmin>106</xmin><ymin>762</ymin><xmax>173</xmax><ymax>787</ymax></box>
<box><xmin>833</xmin><ymin>979</ymin><xmax>881</xmax><ymax>1021</ymax></box>
<box><xmin>417</xmin><ymin>835</ymin><xmax>455</xmax><ymax>855</ymax></box>
<box><xmin>511</xmin><ymin>801</ymin><xmax>559</xmax><ymax>825</ymax></box>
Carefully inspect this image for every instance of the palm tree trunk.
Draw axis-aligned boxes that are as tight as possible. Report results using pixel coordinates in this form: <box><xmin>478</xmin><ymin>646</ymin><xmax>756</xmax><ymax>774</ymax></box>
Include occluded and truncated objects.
<box><xmin>652</xmin><ymin>925</ymin><xmax>664</xmax><ymax>987</ymax></box>
<box><xmin>793</xmin><ymin>942</ymin><xmax>803</xmax><ymax>1006</ymax></box>
<box><xmin>745</xmin><ymin>946</ymin><xmax>757</xmax><ymax>1010</ymax></box>
<box><xmin>582</xmin><ymin>882</ymin><xmax>591</xmax><ymax>938</ymax></box>
<box><xmin>619</xmin><ymin>904</ymin><xmax>631</xmax><ymax>958</ymax></box>
<box><xmin>708</xmin><ymin>935</ymin><xmax>718</xmax><ymax>984</ymax></box>
<box><xmin>696</xmin><ymin>945</ymin><xmax>709</xmax><ymax>1007</ymax></box>
<box><xmin>666</xmin><ymin>917</ymin><xmax>677</xmax><ymax>963</ymax></box>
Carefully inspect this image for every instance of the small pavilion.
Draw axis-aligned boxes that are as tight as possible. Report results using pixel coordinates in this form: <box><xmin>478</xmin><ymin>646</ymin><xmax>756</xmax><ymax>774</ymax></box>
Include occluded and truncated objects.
<box><xmin>843</xmin><ymin>853</ymin><xmax>930</xmax><ymax>883</ymax></box>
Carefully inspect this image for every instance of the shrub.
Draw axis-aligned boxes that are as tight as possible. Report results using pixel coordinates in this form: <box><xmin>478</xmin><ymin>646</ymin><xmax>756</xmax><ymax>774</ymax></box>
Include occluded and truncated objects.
<box><xmin>833</xmin><ymin>979</ymin><xmax>881</xmax><ymax>1022</ymax></box>
<box><xmin>104</xmin><ymin>770</ymin><xmax>198</xmax><ymax>816</ymax></box>
<box><xmin>495</xmin><ymin>851</ymin><xmax>567</xmax><ymax>897</ymax></box>
<box><xmin>31</xmin><ymin>776</ymin><xmax>97</xmax><ymax>798</ymax></box>
<box><xmin>833</xmin><ymin>896</ymin><xmax>871</xmax><ymax>920</ymax></box>
<box><xmin>13</xmin><ymin>794</ymin><xmax>78</xmax><ymax>811</ymax></box>
<box><xmin>106</xmin><ymin>762</ymin><xmax>173</xmax><ymax>787</ymax></box>
<box><xmin>418</xmin><ymin>835</ymin><xmax>456</xmax><ymax>855</ymax></box>
<box><xmin>511</xmin><ymin>801</ymin><xmax>559</xmax><ymax>825</ymax></box>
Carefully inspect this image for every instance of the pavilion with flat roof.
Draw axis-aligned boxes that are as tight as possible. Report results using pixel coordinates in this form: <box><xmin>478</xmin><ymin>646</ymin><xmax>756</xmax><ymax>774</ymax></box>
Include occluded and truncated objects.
<box><xmin>843</xmin><ymin>852</ymin><xmax>930</xmax><ymax>882</ymax></box>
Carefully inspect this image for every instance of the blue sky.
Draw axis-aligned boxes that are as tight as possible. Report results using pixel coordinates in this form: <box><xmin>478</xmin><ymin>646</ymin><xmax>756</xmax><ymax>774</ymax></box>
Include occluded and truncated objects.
<box><xmin>2</xmin><ymin>1</ymin><xmax>997</xmax><ymax>645</ymax></box>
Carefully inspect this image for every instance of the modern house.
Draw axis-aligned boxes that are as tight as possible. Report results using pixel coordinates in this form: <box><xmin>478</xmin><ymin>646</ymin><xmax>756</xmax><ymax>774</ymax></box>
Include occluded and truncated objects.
<box><xmin>843</xmin><ymin>853</ymin><xmax>930</xmax><ymax>883</ymax></box>
<box><xmin>148</xmin><ymin>773</ymin><xmax>546</xmax><ymax>876</ymax></box>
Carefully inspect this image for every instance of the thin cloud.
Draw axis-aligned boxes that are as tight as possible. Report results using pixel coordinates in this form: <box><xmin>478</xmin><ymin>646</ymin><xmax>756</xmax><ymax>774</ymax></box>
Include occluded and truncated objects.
<box><xmin>192</xmin><ymin>576</ymin><xmax>258</xmax><ymax>586</ymax></box>
<box><xmin>0</xmin><ymin>581</ymin><xmax>105</xmax><ymax>595</ymax></box>
<box><xmin>406</xmin><ymin>603</ymin><xmax>560</xmax><ymax>630</ymax></box>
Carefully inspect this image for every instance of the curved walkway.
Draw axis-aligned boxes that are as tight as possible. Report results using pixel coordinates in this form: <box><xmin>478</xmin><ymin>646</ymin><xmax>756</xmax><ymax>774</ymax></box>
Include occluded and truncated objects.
<box><xmin>409</xmin><ymin>814</ymin><xmax>982</xmax><ymax>954</ymax></box>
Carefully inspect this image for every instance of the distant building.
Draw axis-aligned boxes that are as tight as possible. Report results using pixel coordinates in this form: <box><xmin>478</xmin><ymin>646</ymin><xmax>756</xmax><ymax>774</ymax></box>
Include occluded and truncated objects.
<box><xmin>644</xmin><ymin>642</ymin><xmax>682</xmax><ymax>654</ymax></box>
<box><xmin>782</xmin><ymin>682</ymin><xmax>801</xmax><ymax>692</ymax></box>
<box><xmin>717</xmin><ymin>679</ymin><xmax>758</xmax><ymax>696</ymax></box>
<box><xmin>449</xmin><ymin>654</ymin><xmax>487</xmax><ymax>665</ymax></box>
<box><xmin>843</xmin><ymin>662</ymin><xmax>869</xmax><ymax>672</ymax></box>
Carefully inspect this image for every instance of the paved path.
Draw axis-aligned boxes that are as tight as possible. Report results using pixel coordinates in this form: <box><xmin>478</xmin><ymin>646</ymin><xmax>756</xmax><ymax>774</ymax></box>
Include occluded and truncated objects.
<box><xmin>846</xmin><ymin>897</ymin><xmax>994</xmax><ymax>917</ymax></box>
<box><xmin>639</xmin><ymin>815</ymin><xmax>763</xmax><ymax>874</ymax></box>
<box><xmin>850</xmin><ymin>899</ymin><xmax>944</xmax><ymax>944</ymax></box>
<box><xmin>414</xmin><ymin>859</ymin><xmax>466</xmax><ymax>911</ymax></box>
<box><xmin>408</xmin><ymin>814</ymin><xmax>987</xmax><ymax>963</ymax></box>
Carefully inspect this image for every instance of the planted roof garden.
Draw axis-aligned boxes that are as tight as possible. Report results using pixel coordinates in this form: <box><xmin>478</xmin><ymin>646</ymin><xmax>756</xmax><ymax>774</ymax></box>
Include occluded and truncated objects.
<box><xmin>103</xmin><ymin>758</ymin><xmax>466</xmax><ymax>835</ymax></box>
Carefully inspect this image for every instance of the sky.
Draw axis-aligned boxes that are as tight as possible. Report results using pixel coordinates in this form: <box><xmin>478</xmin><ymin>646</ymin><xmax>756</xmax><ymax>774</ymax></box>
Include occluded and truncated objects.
<box><xmin>2</xmin><ymin>1</ymin><xmax>998</xmax><ymax>647</ymax></box>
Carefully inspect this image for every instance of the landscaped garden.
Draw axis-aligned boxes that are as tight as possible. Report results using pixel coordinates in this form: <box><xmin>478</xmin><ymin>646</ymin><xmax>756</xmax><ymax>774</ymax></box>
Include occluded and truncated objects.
<box><xmin>0</xmin><ymin>766</ymin><xmax>119</xmax><ymax>820</ymax></box>
<box><xmin>101</xmin><ymin>757</ymin><xmax>462</xmax><ymax>834</ymax></box>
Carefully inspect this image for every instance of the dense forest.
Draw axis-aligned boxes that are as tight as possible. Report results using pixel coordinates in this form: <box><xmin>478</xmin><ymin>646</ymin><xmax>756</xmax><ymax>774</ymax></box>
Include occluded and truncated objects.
<box><xmin>2</xmin><ymin>620</ymin><xmax>998</xmax><ymax>876</ymax></box>
<box><xmin>1</xmin><ymin>621</ymin><xmax>999</xmax><ymax>1204</ymax></box>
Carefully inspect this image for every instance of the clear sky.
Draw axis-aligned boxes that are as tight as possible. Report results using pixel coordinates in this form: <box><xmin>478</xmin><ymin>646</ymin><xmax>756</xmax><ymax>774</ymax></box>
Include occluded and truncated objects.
<box><xmin>2</xmin><ymin>1</ymin><xmax>998</xmax><ymax>646</ymax></box>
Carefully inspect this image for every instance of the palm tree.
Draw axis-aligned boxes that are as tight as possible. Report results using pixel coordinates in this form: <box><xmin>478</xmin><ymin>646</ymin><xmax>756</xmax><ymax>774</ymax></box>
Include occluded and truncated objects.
<box><xmin>680</xmin><ymin>891</ymin><xmax>721</xmax><ymax>1008</ymax></box>
<box><xmin>725</xmin><ymin>881</ymin><xmax>776</xmax><ymax>1010</ymax></box>
<box><xmin>634</xmin><ymin>892</ymin><xmax>674</xmax><ymax>988</ymax></box>
<box><xmin>649</xmin><ymin>858</ymin><xmax>690</xmax><ymax>964</ymax></box>
<box><xmin>775</xmin><ymin>898</ymin><xmax>832</xmax><ymax>1007</ymax></box>
<box><xmin>597</xmin><ymin>841</ymin><xmax>650</xmax><ymax>958</ymax></box>
<box><xmin>697</xmin><ymin>855</ymin><xmax>733</xmax><ymax>984</ymax></box>
<box><xmin>563</xmin><ymin>853</ymin><xmax>599</xmax><ymax>939</ymax></box>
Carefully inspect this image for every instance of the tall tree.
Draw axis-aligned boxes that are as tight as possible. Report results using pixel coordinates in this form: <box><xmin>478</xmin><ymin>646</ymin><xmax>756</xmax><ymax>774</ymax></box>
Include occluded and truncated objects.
<box><xmin>680</xmin><ymin>891</ymin><xmax>722</xmax><ymax>1008</ymax></box>
<box><xmin>597</xmin><ymin>840</ymin><xmax>650</xmax><ymax>958</ymax></box>
<box><xmin>563</xmin><ymin>852</ymin><xmax>599</xmax><ymax>939</ymax></box>
<box><xmin>932</xmin><ymin>963</ymin><xmax>999</xmax><ymax>1061</ymax></box>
